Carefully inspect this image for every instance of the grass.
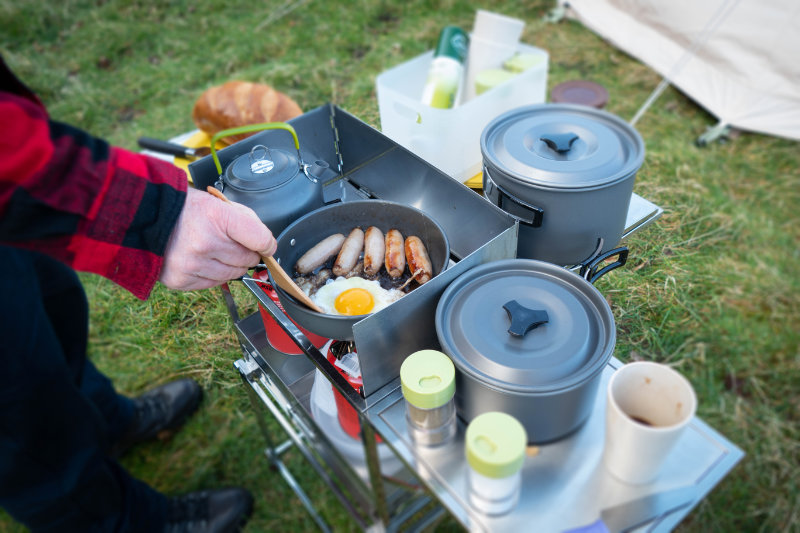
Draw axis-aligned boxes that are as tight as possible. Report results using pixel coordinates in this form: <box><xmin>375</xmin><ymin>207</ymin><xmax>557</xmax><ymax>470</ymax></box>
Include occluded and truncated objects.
<box><xmin>2</xmin><ymin>0</ymin><xmax>799</xmax><ymax>531</ymax></box>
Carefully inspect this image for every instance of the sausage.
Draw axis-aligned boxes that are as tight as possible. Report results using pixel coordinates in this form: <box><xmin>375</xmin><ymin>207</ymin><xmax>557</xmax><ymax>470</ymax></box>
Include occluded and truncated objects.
<box><xmin>333</xmin><ymin>227</ymin><xmax>364</xmax><ymax>277</ymax></box>
<box><xmin>295</xmin><ymin>233</ymin><xmax>345</xmax><ymax>274</ymax></box>
<box><xmin>384</xmin><ymin>228</ymin><xmax>406</xmax><ymax>278</ymax></box>
<box><xmin>362</xmin><ymin>226</ymin><xmax>385</xmax><ymax>277</ymax></box>
<box><xmin>404</xmin><ymin>236</ymin><xmax>433</xmax><ymax>284</ymax></box>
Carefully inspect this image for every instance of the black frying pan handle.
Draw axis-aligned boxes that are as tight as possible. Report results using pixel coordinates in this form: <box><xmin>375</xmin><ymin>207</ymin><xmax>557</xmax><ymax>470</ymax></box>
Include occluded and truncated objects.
<box><xmin>137</xmin><ymin>137</ymin><xmax>191</xmax><ymax>158</ymax></box>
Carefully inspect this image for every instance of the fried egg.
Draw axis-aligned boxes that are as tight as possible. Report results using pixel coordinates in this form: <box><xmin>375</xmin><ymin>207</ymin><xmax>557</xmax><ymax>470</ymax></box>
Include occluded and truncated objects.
<box><xmin>311</xmin><ymin>276</ymin><xmax>404</xmax><ymax>316</ymax></box>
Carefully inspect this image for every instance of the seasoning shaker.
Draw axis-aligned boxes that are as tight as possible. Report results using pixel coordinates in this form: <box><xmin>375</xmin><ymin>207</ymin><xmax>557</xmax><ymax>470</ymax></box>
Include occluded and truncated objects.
<box><xmin>400</xmin><ymin>349</ymin><xmax>457</xmax><ymax>446</ymax></box>
<box><xmin>465</xmin><ymin>411</ymin><xmax>527</xmax><ymax>515</ymax></box>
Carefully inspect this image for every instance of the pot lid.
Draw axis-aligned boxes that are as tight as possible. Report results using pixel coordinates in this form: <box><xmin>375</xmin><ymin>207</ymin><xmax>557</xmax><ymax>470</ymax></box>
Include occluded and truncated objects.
<box><xmin>550</xmin><ymin>80</ymin><xmax>609</xmax><ymax>109</ymax></box>
<box><xmin>435</xmin><ymin>259</ymin><xmax>614</xmax><ymax>393</ymax></box>
<box><xmin>480</xmin><ymin>103</ymin><xmax>644</xmax><ymax>189</ymax></box>
<box><xmin>224</xmin><ymin>146</ymin><xmax>299</xmax><ymax>191</ymax></box>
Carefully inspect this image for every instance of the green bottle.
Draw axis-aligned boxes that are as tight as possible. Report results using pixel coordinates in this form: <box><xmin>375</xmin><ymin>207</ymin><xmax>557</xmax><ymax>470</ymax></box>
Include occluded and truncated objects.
<box><xmin>420</xmin><ymin>26</ymin><xmax>469</xmax><ymax>109</ymax></box>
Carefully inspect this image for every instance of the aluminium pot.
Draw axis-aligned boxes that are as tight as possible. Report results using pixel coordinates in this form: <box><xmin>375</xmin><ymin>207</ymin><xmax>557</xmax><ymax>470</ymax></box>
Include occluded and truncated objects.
<box><xmin>271</xmin><ymin>200</ymin><xmax>450</xmax><ymax>341</ymax></box>
<box><xmin>435</xmin><ymin>259</ymin><xmax>616</xmax><ymax>443</ymax></box>
<box><xmin>481</xmin><ymin>103</ymin><xmax>645</xmax><ymax>266</ymax></box>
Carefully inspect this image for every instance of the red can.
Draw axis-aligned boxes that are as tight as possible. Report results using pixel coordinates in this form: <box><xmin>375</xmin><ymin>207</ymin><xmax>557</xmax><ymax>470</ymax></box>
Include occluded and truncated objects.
<box><xmin>326</xmin><ymin>343</ymin><xmax>382</xmax><ymax>442</ymax></box>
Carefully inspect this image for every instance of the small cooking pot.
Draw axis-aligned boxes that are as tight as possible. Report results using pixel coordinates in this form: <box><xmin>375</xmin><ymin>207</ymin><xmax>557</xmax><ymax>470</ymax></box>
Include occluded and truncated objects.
<box><xmin>481</xmin><ymin>103</ymin><xmax>645</xmax><ymax>266</ymax></box>
<box><xmin>271</xmin><ymin>200</ymin><xmax>450</xmax><ymax>341</ymax></box>
<box><xmin>209</xmin><ymin>122</ymin><xmax>328</xmax><ymax>236</ymax></box>
<box><xmin>435</xmin><ymin>258</ymin><xmax>617</xmax><ymax>443</ymax></box>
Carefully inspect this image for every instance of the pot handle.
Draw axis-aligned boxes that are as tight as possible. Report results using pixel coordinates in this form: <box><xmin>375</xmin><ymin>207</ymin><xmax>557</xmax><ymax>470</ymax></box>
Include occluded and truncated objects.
<box><xmin>503</xmin><ymin>300</ymin><xmax>549</xmax><ymax>338</ymax></box>
<box><xmin>483</xmin><ymin>167</ymin><xmax>544</xmax><ymax>227</ymax></box>
<box><xmin>210</xmin><ymin>122</ymin><xmax>301</xmax><ymax>176</ymax></box>
<box><xmin>579</xmin><ymin>245</ymin><xmax>629</xmax><ymax>284</ymax></box>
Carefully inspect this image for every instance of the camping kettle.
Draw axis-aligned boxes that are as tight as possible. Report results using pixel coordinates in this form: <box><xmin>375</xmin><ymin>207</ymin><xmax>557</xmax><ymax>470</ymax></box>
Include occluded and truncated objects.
<box><xmin>210</xmin><ymin>122</ymin><xmax>327</xmax><ymax>236</ymax></box>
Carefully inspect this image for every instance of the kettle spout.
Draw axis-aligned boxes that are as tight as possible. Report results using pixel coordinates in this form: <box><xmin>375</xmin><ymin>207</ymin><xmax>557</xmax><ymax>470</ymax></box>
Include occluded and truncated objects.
<box><xmin>303</xmin><ymin>159</ymin><xmax>338</xmax><ymax>184</ymax></box>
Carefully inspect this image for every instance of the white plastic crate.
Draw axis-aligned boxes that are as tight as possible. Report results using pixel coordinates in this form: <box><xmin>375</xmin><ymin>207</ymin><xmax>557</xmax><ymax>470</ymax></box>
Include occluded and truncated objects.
<box><xmin>376</xmin><ymin>43</ymin><xmax>548</xmax><ymax>184</ymax></box>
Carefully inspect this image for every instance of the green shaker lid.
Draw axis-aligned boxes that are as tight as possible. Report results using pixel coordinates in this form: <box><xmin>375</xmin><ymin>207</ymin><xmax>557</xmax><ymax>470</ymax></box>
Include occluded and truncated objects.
<box><xmin>503</xmin><ymin>53</ymin><xmax>546</xmax><ymax>73</ymax></box>
<box><xmin>434</xmin><ymin>26</ymin><xmax>469</xmax><ymax>63</ymax></box>
<box><xmin>465</xmin><ymin>412</ymin><xmax>527</xmax><ymax>478</ymax></box>
<box><xmin>475</xmin><ymin>68</ymin><xmax>517</xmax><ymax>96</ymax></box>
<box><xmin>400</xmin><ymin>350</ymin><xmax>456</xmax><ymax>409</ymax></box>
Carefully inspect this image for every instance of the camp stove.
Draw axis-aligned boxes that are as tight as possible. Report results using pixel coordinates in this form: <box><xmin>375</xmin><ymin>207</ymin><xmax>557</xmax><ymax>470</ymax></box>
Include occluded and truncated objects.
<box><xmin>194</xmin><ymin>104</ymin><xmax>521</xmax><ymax>423</ymax></box>
<box><xmin>198</xmin><ymin>103</ymin><xmax>659</xmax><ymax>437</ymax></box>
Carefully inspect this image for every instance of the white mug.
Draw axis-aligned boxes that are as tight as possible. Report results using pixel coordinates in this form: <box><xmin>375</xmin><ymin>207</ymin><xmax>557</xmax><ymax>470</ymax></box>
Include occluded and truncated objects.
<box><xmin>603</xmin><ymin>362</ymin><xmax>697</xmax><ymax>484</ymax></box>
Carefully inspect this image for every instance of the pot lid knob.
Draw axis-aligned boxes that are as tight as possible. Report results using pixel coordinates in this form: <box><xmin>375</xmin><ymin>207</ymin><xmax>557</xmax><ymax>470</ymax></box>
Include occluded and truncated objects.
<box><xmin>539</xmin><ymin>132</ymin><xmax>579</xmax><ymax>153</ymax></box>
<box><xmin>503</xmin><ymin>300</ymin><xmax>549</xmax><ymax>338</ymax></box>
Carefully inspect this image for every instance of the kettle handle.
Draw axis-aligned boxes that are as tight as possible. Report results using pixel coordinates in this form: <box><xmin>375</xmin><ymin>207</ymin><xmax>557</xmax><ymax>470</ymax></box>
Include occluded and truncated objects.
<box><xmin>210</xmin><ymin>122</ymin><xmax>301</xmax><ymax>175</ymax></box>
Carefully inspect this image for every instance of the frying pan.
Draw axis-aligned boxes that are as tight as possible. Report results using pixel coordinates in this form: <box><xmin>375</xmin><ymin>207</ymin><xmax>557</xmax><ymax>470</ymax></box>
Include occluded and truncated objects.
<box><xmin>270</xmin><ymin>200</ymin><xmax>450</xmax><ymax>341</ymax></box>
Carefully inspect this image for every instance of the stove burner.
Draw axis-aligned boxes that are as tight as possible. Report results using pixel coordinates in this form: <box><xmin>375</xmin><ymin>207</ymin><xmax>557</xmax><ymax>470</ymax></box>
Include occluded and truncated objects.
<box><xmin>329</xmin><ymin>339</ymin><xmax>357</xmax><ymax>360</ymax></box>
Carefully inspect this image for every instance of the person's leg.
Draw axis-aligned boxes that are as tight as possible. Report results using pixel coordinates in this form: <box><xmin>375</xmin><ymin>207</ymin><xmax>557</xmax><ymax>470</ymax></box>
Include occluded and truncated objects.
<box><xmin>0</xmin><ymin>247</ymin><xmax>168</xmax><ymax>531</ymax></box>
<box><xmin>29</xmin><ymin>250</ymin><xmax>136</xmax><ymax>444</ymax></box>
<box><xmin>30</xmin><ymin>250</ymin><xmax>202</xmax><ymax>453</ymax></box>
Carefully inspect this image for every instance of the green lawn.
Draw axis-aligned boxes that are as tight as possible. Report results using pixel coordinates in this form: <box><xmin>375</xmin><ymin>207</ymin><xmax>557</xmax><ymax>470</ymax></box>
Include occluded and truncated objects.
<box><xmin>2</xmin><ymin>0</ymin><xmax>798</xmax><ymax>531</ymax></box>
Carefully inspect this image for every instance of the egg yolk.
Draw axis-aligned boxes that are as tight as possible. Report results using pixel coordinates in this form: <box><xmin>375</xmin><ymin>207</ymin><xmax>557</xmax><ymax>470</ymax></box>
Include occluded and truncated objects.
<box><xmin>334</xmin><ymin>287</ymin><xmax>375</xmax><ymax>315</ymax></box>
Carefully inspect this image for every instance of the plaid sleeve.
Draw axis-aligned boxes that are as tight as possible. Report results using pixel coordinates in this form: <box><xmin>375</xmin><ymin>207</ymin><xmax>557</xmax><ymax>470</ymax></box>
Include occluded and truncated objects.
<box><xmin>0</xmin><ymin>92</ymin><xmax>187</xmax><ymax>300</ymax></box>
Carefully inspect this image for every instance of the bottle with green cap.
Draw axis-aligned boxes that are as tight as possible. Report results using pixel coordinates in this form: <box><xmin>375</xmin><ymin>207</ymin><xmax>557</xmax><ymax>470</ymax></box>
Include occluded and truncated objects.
<box><xmin>420</xmin><ymin>26</ymin><xmax>469</xmax><ymax>109</ymax></box>
<box><xmin>465</xmin><ymin>411</ymin><xmax>527</xmax><ymax>515</ymax></box>
<box><xmin>400</xmin><ymin>349</ymin><xmax>457</xmax><ymax>446</ymax></box>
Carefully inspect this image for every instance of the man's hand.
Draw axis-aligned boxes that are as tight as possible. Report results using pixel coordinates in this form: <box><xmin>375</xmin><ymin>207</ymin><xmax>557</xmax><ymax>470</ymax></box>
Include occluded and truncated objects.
<box><xmin>158</xmin><ymin>188</ymin><xmax>277</xmax><ymax>291</ymax></box>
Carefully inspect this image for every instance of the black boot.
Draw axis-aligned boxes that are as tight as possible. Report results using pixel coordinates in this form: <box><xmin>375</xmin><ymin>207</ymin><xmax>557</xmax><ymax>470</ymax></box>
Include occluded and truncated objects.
<box><xmin>164</xmin><ymin>488</ymin><xmax>254</xmax><ymax>533</ymax></box>
<box><xmin>111</xmin><ymin>378</ymin><xmax>203</xmax><ymax>457</ymax></box>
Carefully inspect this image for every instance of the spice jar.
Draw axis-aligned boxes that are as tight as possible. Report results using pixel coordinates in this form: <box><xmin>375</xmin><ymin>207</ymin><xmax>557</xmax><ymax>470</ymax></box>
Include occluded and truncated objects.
<box><xmin>465</xmin><ymin>412</ymin><xmax>527</xmax><ymax>515</ymax></box>
<box><xmin>400</xmin><ymin>350</ymin><xmax>457</xmax><ymax>446</ymax></box>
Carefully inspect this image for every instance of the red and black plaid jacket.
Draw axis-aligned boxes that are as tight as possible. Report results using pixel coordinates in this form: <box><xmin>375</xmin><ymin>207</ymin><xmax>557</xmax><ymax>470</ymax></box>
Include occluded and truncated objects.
<box><xmin>0</xmin><ymin>58</ymin><xmax>187</xmax><ymax>299</ymax></box>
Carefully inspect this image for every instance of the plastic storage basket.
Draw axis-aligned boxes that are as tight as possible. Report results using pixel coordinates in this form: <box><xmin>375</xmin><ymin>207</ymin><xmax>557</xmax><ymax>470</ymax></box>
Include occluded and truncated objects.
<box><xmin>376</xmin><ymin>43</ymin><xmax>548</xmax><ymax>184</ymax></box>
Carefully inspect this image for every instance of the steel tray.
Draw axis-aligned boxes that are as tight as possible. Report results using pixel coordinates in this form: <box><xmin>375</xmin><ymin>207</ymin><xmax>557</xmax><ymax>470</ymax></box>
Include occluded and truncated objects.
<box><xmin>366</xmin><ymin>359</ymin><xmax>743</xmax><ymax>532</ymax></box>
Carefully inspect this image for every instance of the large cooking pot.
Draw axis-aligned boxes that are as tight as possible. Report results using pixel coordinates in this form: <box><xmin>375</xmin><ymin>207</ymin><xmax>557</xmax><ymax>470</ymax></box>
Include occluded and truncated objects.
<box><xmin>435</xmin><ymin>258</ymin><xmax>617</xmax><ymax>443</ymax></box>
<box><xmin>481</xmin><ymin>103</ymin><xmax>645</xmax><ymax>266</ymax></box>
<box><xmin>209</xmin><ymin>122</ymin><xmax>330</xmax><ymax>236</ymax></box>
<box><xmin>271</xmin><ymin>200</ymin><xmax>450</xmax><ymax>341</ymax></box>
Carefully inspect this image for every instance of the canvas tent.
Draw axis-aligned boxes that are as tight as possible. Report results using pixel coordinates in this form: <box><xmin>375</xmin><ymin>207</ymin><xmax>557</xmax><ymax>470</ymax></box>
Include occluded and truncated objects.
<box><xmin>559</xmin><ymin>0</ymin><xmax>800</xmax><ymax>142</ymax></box>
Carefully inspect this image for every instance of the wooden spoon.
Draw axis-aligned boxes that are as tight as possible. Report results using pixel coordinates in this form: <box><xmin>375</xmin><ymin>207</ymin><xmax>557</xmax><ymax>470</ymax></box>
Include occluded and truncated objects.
<box><xmin>206</xmin><ymin>186</ymin><xmax>324</xmax><ymax>313</ymax></box>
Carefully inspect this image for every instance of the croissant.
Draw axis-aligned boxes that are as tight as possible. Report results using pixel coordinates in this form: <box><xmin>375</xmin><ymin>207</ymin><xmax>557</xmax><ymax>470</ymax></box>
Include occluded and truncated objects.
<box><xmin>191</xmin><ymin>81</ymin><xmax>303</xmax><ymax>144</ymax></box>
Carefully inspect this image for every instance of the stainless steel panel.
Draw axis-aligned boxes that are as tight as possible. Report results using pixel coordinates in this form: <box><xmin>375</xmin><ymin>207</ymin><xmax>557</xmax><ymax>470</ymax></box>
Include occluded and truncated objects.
<box><xmin>331</xmin><ymin>106</ymin><xmax>518</xmax><ymax>260</ymax></box>
<box><xmin>353</xmin><ymin>225</ymin><xmax>518</xmax><ymax>398</ymax></box>
<box><xmin>623</xmin><ymin>193</ymin><xmax>663</xmax><ymax>240</ymax></box>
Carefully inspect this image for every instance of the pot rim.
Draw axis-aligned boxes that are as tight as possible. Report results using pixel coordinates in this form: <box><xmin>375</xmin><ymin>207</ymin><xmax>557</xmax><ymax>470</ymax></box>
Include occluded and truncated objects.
<box><xmin>480</xmin><ymin>103</ymin><xmax>645</xmax><ymax>191</ymax></box>
<box><xmin>452</xmin><ymin>350</ymin><xmax>611</xmax><ymax>394</ymax></box>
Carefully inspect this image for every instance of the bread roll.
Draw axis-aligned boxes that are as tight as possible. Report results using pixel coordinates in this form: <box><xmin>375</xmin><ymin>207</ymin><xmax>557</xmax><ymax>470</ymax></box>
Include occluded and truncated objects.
<box><xmin>191</xmin><ymin>81</ymin><xmax>303</xmax><ymax>144</ymax></box>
